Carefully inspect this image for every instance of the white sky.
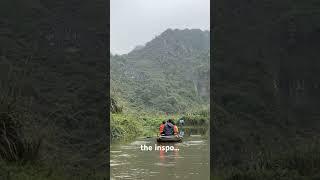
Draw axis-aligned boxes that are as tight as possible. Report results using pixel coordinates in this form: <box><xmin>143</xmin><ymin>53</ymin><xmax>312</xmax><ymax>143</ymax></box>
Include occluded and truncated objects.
<box><xmin>111</xmin><ymin>0</ymin><xmax>210</xmax><ymax>55</ymax></box>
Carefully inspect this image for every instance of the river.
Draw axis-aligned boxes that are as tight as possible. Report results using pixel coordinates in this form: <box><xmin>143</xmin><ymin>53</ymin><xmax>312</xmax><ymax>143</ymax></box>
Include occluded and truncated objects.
<box><xmin>110</xmin><ymin>127</ymin><xmax>209</xmax><ymax>180</ymax></box>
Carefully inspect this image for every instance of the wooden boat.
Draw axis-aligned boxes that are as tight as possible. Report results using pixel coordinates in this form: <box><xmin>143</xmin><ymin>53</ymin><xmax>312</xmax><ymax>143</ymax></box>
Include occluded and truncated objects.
<box><xmin>156</xmin><ymin>135</ymin><xmax>182</xmax><ymax>142</ymax></box>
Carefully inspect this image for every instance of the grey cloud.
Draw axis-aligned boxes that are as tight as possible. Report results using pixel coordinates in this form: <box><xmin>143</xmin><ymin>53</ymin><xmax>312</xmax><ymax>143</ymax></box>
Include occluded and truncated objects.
<box><xmin>111</xmin><ymin>0</ymin><xmax>210</xmax><ymax>55</ymax></box>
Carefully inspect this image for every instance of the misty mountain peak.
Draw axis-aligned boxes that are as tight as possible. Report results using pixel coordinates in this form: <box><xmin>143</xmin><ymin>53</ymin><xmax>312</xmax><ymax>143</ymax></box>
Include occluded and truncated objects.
<box><xmin>128</xmin><ymin>28</ymin><xmax>209</xmax><ymax>56</ymax></box>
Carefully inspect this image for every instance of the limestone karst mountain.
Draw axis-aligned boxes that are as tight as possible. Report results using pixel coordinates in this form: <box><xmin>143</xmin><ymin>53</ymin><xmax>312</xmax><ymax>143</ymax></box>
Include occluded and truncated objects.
<box><xmin>111</xmin><ymin>28</ymin><xmax>210</xmax><ymax>113</ymax></box>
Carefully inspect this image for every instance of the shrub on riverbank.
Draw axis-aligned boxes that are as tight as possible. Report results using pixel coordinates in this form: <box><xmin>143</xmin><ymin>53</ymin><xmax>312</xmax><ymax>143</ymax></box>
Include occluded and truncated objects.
<box><xmin>180</xmin><ymin>108</ymin><xmax>209</xmax><ymax>126</ymax></box>
<box><xmin>111</xmin><ymin>113</ymin><xmax>143</xmax><ymax>141</ymax></box>
<box><xmin>110</xmin><ymin>105</ymin><xmax>211</xmax><ymax>141</ymax></box>
<box><xmin>0</xmin><ymin>74</ymin><xmax>107</xmax><ymax>179</ymax></box>
<box><xmin>176</xmin><ymin>106</ymin><xmax>209</xmax><ymax>126</ymax></box>
<box><xmin>218</xmin><ymin>143</ymin><xmax>320</xmax><ymax>180</ymax></box>
<box><xmin>110</xmin><ymin>112</ymin><xmax>172</xmax><ymax>141</ymax></box>
<box><xmin>181</xmin><ymin>114</ymin><xmax>208</xmax><ymax>126</ymax></box>
<box><xmin>0</xmin><ymin>162</ymin><xmax>64</xmax><ymax>180</ymax></box>
<box><xmin>0</xmin><ymin>161</ymin><xmax>108</xmax><ymax>180</ymax></box>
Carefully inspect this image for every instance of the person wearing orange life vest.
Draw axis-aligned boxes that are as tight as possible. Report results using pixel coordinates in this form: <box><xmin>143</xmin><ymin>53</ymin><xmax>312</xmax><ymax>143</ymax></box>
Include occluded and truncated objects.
<box><xmin>159</xmin><ymin>121</ymin><xmax>166</xmax><ymax>136</ymax></box>
<box><xmin>172</xmin><ymin>121</ymin><xmax>179</xmax><ymax>136</ymax></box>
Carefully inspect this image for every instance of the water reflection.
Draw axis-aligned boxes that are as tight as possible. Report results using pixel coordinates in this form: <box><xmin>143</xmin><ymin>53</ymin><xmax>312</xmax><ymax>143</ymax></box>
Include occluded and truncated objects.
<box><xmin>158</xmin><ymin>142</ymin><xmax>180</xmax><ymax>162</ymax></box>
<box><xmin>111</xmin><ymin>126</ymin><xmax>209</xmax><ymax>180</ymax></box>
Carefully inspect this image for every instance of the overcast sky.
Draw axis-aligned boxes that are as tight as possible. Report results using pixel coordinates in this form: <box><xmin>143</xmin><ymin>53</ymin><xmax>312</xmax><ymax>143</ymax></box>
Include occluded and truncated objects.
<box><xmin>111</xmin><ymin>0</ymin><xmax>210</xmax><ymax>55</ymax></box>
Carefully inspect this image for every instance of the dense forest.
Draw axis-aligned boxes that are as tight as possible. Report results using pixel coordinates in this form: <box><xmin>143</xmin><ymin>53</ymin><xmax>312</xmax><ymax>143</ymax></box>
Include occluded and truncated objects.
<box><xmin>110</xmin><ymin>29</ymin><xmax>210</xmax><ymax>141</ymax></box>
<box><xmin>111</xmin><ymin>29</ymin><xmax>209</xmax><ymax>113</ymax></box>
<box><xmin>213</xmin><ymin>0</ymin><xmax>320</xmax><ymax>179</ymax></box>
<box><xmin>1</xmin><ymin>0</ymin><xmax>320</xmax><ymax>179</ymax></box>
<box><xmin>0</xmin><ymin>0</ymin><xmax>108</xmax><ymax>179</ymax></box>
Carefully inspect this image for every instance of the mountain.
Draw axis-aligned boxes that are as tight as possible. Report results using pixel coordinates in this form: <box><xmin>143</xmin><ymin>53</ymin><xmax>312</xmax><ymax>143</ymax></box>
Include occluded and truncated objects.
<box><xmin>111</xmin><ymin>28</ymin><xmax>210</xmax><ymax>113</ymax></box>
<box><xmin>131</xmin><ymin>45</ymin><xmax>144</xmax><ymax>52</ymax></box>
<box><xmin>212</xmin><ymin>0</ymin><xmax>320</xmax><ymax>177</ymax></box>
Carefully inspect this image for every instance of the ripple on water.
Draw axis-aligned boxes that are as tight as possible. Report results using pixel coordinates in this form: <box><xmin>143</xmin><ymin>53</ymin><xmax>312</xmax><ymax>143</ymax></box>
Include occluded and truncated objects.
<box><xmin>129</xmin><ymin>140</ymin><xmax>150</xmax><ymax>145</ymax></box>
<box><xmin>110</xmin><ymin>151</ymin><xmax>122</xmax><ymax>153</ymax></box>
<box><xmin>110</xmin><ymin>160</ymin><xmax>130</xmax><ymax>167</ymax></box>
<box><xmin>120</xmin><ymin>145</ymin><xmax>136</xmax><ymax>150</ymax></box>
<box><xmin>150</xmin><ymin>171</ymin><xmax>160</xmax><ymax>174</ymax></box>
<box><xmin>186</xmin><ymin>140</ymin><xmax>204</xmax><ymax>143</ymax></box>
<box><xmin>114</xmin><ymin>175</ymin><xmax>134</xmax><ymax>180</ymax></box>
<box><xmin>117</xmin><ymin>153</ymin><xmax>131</xmax><ymax>157</ymax></box>
<box><xmin>190</xmin><ymin>135</ymin><xmax>202</xmax><ymax>137</ymax></box>
<box><xmin>154</xmin><ymin>162</ymin><xmax>176</xmax><ymax>167</ymax></box>
<box><xmin>184</xmin><ymin>140</ymin><xmax>205</xmax><ymax>146</ymax></box>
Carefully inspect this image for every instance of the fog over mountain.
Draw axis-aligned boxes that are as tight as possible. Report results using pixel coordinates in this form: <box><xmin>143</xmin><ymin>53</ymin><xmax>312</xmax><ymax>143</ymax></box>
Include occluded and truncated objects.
<box><xmin>111</xmin><ymin>0</ymin><xmax>210</xmax><ymax>54</ymax></box>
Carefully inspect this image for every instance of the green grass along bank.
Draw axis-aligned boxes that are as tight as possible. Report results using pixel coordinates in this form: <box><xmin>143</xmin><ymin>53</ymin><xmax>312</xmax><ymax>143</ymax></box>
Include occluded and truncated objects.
<box><xmin>0</xmin><ymin>161</ymin><xmax>108</xmax><ymax>180</ymax></box>
<box><xmin>111</xmin><ymin>112</ymin><xmax>209</xmax><ymax>142</ymax></box>
<box><xmin>213</xmin><ymin>142</ymin><xmax>320</xmax><ymax>180</ymax></box>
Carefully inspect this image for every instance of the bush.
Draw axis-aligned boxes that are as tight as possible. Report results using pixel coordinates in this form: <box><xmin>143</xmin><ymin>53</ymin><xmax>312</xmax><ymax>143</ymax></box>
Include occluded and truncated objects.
<box><xmin>110</xmin><ymin>113</ymin><xmax>143</xmax><ymax>141</ymax></box>
<box><xmin>220</xmin><ymin>144</ymin><xmax>320</xmax><ymax>180</ymax></box>
<box><xmin>0</xmin><ymin>97</ymin><xmax>42</xmax><ymax>164</ymax></box>
<box><xmin>0</xmin><ymin>111</ymin><xmax>22</xmax><ymax>162</ymax></box>
<box><xmin>110</xmin><ymin>97</ymin><xmax>123</xmax><ymax>113</ymax></box>
<box><xmin>0</xmin><ymin>66</ymin><xmax>42</xmax><ymax>163</ymax></box>
<box><xmin>181</xmin><ymin>113</ymin><xmax>209</xmax><ymax>126</ymax></box>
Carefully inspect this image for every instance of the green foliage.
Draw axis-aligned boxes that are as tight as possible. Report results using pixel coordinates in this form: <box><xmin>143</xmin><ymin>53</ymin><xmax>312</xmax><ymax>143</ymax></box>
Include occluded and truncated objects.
<box><xmin>181</xmin><ymin>111</ymin><xmax>209</xmax><ymax>126</ymax></box>
<box><xmin>220</xmin><ymin>144</ymin><xmax>320</xmax><ymax>180</ymax></box>
<box><xmin>111</xmin><ymin>29</ymin><xmax>209</xmax><ymax>114</ymax></box>
<box><xmin>110</xmin><ymin>97</ymin><xmax>123</xmax><ymax>113</ymax></box>
<box><xmin>213</xmin><ymin>1</ymin><xmax>320</xmax><ymax>178</ymax></box>
<box><xmin>0</xmin><ymin>69</ymin><xmax>42</xmax><ymax>163</ymax></box>
<box><xmin>0</xmin><ymin>110</ymin><xmax>42</xmax><ymax>164</ymax></box>
<box><xmin>110</xmin><ymin>113</ymin><xmax>143</xmax><ymax>141</ymax></box>
<box><xmin>1</xmin><ymin>0</ymin><xmax>109</xmax><ymax>175</ymax></box>
<box><xmin>0</xmin><ymin>161</ymin><xmax>107</xmax><ymax>180</ymax></box>
<box><xmin>110</xmin><ymin>29</ymin><xmax>210</xmax><ymax>143</ymax></box>
<box><xmin>111</xmin><ymin>112</ymin><xmax>185</xmax><ymax>141</ymax></box>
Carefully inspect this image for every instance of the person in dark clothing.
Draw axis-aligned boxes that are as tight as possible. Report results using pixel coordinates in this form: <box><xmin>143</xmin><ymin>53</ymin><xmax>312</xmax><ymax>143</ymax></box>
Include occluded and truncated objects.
<box><xmin>164</xmin><ymin>119</ymin><xmax>174</xmax><ymax>136</ymax></box>
<box><xmin>179</xmin><ymin>119</ymin><xmax>185</xmax><ymax>126</ymax></box>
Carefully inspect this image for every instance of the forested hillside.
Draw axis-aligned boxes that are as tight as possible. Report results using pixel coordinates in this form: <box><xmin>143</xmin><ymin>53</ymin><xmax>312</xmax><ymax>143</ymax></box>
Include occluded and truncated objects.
<box><xmin>0</xmin><ymin>0</ymin><xmax>107</xmax><ymax>179</ymax></box>
<box><xmin>213</xmin><ymin>0</ymin><xmax>320</xmax><ymax>179</ymax></box>
<box><xmin>111</xmin><ymin>29</ymin><xmax>210</xmax><ymax>114</ymax></box>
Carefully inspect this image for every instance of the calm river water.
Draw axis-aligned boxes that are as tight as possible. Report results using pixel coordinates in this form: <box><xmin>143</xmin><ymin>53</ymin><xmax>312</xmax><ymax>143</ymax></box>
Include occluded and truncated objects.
<box><xmin>111</xmin><ymin>127</ymin><xmax>209</xmax><ymax>180</ymax></box>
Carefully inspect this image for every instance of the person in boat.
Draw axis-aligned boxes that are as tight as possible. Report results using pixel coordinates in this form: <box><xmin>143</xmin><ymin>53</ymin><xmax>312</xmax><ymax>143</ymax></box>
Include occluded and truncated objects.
<box><xmin>159</xmin><ymin>120</ymin><xmax>166</xmax><ymax>136</ymax></box>
<box><xmin>179</xmin><ymin>118</ymin><xmax>185</xmax><ymax>126</ymax></box>
<box><xmin>163</xmin><ymin>119</ymin><xmax>175</xmax><ymax>136</ymax></box>
<box><xmin>173</xmin><ymin>121</ymin><xmax>179</xmax><ymax>136</ymax></box>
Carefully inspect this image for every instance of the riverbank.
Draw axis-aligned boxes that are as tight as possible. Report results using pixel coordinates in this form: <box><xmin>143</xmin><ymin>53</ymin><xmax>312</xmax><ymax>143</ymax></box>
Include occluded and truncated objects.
<box><xmin>111</xmin><ymin>113</ymin><xmax>165</xmax><ymax>142</ymax></box>
<box><xmin>0</xmin><ymin>162</ymin><xmax>62</xmax><ymax>180</ymax></box>
<box><xmin>111</xmin><ymin>111</ymin><xmax>209</xmax><ymax>142</ymax></box>
<box><xmin>0</xmin><ymin>161</ymin><xmax>108</xmax><ymax>180</ymax></box>
<box><xmin>214</xmin><ymin>141</ymin><xmax>320</xmax><ymax>179</ymax></box>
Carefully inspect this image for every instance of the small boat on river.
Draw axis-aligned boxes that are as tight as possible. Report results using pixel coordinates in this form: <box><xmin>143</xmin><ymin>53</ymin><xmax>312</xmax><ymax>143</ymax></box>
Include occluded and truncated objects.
<box><xmin>156</xmin><ymin>135</ymin><xmax>182</xmax><ymax>142</ymax></box>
